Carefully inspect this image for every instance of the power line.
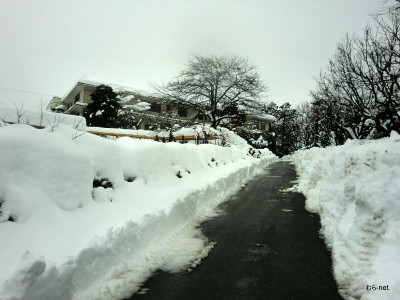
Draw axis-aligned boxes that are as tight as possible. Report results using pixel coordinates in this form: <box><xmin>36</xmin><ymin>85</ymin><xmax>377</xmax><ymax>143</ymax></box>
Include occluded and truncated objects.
<box><xmin>0</xmin><ymin>86</ymin><xmax>58</xmax><ymax>98</ymax></box>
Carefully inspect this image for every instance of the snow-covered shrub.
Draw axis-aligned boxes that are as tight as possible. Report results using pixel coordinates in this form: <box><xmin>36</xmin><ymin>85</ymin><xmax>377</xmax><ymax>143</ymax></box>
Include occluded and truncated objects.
<box><xmin>232</xmin><ymin>127</ymin><xmax>269</xmax><ymax>149</ymax></box>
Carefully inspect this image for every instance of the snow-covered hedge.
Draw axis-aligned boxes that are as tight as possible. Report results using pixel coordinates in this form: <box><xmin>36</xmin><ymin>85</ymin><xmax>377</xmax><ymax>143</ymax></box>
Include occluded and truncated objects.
<box><xmin>291</xmin><ymin>132</ymin><xmax>400</xmax><ymax>300</ymax></box>
<box><xmin>0</xmin><ymin>124</ymin><xmax>277</xmax><ymax>300</ymax></box>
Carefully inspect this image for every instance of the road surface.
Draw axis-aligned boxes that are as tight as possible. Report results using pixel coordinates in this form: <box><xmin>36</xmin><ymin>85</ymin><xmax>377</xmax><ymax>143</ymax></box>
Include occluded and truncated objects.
<box><xmin>125</xmin><ymin>161</ymin><xmax>342</xmax><ymax>300</ymax></box>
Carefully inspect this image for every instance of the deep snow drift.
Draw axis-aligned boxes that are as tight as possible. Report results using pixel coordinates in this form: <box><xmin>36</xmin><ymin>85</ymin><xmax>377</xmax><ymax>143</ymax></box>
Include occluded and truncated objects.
<box><xmin>0</xmin><ymin>124</ymin><xmax>277</xmax><ymax>300</ymax></box>
<box><xmin>290</xmin><ymin>132</ymin><xmax>400</xmax><ymax>300</ymax></box>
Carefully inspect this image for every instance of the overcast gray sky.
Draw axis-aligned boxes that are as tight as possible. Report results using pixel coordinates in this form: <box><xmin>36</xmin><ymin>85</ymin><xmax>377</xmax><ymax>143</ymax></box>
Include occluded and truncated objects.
<box><xmin>0</xmin><ymin>0</ymin><xmax>392</xmax><ymax>109</ymax></box>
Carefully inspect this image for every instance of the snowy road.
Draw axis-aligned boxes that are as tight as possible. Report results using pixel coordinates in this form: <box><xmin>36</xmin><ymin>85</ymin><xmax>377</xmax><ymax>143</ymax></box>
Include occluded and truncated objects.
<box><xmin>124</xmin><ymin>161</ymin><xmax>342</xmax><ymax>300</ymax></box>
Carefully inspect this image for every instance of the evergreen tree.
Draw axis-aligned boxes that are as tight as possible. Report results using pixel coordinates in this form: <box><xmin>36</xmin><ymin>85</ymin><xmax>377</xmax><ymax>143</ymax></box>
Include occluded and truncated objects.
<box><xmin>267</xmin><ymin>102</ymin><xmax>300</xmax><ymax>157</ymax></box>
<box><xmin>83</xmin><ymin>85</ymin><xmax>121</xmax><ymax>128</ymax></box>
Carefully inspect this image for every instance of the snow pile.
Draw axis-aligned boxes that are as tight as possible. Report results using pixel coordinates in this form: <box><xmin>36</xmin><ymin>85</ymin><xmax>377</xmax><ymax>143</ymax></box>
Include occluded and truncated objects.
<box><xmin>0</xmin><ymin>124</ymin><xmax>277</xmax><ymax>300</ymax></box>
<box><xmin>290</xmin><ymin>132</ymin><xmax>400</xmax><ymax>300</ymax></box>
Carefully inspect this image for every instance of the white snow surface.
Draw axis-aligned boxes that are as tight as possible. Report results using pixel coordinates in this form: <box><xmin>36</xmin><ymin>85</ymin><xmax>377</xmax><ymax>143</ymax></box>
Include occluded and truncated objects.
<box><xmin>290</xmin><ymin>132</ymin><xmax>400</xmax><ymax>300</ymax></box>
<box><xmin>0</xmin><ymin>124</ymin><xmax>277</xmax><ymax>300</ymax></box>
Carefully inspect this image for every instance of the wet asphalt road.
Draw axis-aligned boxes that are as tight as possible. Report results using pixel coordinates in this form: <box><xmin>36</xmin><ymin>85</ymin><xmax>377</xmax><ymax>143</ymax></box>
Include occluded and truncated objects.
<box><xmin>125</xmin><ymin>161</ymin><xmax>342</xmax><ymax>300</ymax></box>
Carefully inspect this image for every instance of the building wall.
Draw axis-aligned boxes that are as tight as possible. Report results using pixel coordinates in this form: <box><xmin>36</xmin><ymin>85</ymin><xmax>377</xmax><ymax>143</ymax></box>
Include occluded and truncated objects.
<box><xmin>46</xmin><ymin>97</ymin><xmax>63</xmax><ymax>110</ymax></box>
<box><xmin>244</xmin><ymin>117</ymin><xmax>271</xmax><ymax>132</ymax></box>
<box><xmin>123</xmin><ymin>95</ymin><xmax>202</xmax><ymax>130</ymax></box>
<box><xmin>62</xmin><ymin>83</ymin><xmax>273</xmax><ymax>131</ymax></box>
<box><xmin>82</xmin><ymin>88</ymin><xmax>95</xmax><ymax>103</ymax></box>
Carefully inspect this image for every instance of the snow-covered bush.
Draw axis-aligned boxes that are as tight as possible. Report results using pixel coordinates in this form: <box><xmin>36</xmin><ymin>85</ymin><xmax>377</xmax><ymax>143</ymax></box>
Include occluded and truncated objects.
<box><xmin>232</xmin><ymin>127</ymin><xmax>269</xmax><ymax>149</ymax></box>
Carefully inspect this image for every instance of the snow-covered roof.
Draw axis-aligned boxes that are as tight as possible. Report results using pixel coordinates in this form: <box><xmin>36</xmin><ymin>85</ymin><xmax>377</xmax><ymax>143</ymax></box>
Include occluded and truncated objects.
<box><xmin>63</xmin><ymin>75</ymin><xmax>160</xmax><ymax>101</ymax></box>
<box><xmin>247</xmin><ymin>114</ymin><xmax>277</xmax><ymax>122</ymax></box>
<box><xmin>81</xmin><ymin>79</ymin><xmax>156</xmax><ymax>97</ymax></box>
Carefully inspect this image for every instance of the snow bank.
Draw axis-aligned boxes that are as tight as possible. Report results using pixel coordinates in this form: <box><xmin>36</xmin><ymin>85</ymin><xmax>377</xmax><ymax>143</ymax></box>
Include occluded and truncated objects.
<box><xmin>0</xmin><ymin>124</ymin><xmax>277</xmax><ymax>300</ymax></box>
<box><xmin>290</xmin><ymin>133</ymin><xmax>400</xmax><ymax>300</ymax></box>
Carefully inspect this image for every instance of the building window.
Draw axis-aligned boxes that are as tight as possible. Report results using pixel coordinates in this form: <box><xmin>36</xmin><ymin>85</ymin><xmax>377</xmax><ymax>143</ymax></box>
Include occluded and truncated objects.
<box><xmin>74</xmin><ymin>93</ymin><xmax>80</xmax><ymax>104</ymax></box>
<box><xmin>253</xmin><ymin>120</ymin><xmax>266</xmax><ymax>130</ymax></box>
<box><xmin>253</xmin><ymin>120</ymin><xmax>259</xmax><ymax>130</ymax></box>
<box><xmin>150</xmin><ymin>102</ymin><xmax>161</xmax><ymax>113</ymax></box>
<box><xmin>178</xmin><ymin>106</ymin><xmax>188</xmax><ymax>117</ymax></box>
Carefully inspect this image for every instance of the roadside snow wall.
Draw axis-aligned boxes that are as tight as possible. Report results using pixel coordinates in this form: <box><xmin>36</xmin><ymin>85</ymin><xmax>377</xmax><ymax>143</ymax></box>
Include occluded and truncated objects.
<box><xmin>0</xmin><ymin>124</ymin><xmax>277</xmax><ymax>300</ymax></box>
<box><xmin>291</xmin><ymin>132</ymin><xmax>400</xmax><ymax>300</ymax></box>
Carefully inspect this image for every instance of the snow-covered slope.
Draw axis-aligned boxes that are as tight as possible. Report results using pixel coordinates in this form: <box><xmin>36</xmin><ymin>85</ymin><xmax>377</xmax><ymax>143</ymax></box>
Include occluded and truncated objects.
<box><xmin>290</xmin><ymin>132</ymin><xmax>400</xmax><ymax>300</ymax></box>
<box><xmin>0</xmin><ymin>124</ymin><xmax>277</xmax><ymax>300</ymax></box>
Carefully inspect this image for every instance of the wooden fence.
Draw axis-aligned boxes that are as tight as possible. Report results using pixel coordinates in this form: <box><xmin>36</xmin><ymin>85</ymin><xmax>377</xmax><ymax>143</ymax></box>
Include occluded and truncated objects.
<box><xmin>87</xmin><ymin>130</ymin><xmax>218</xmax><ymax>144</ymax></box>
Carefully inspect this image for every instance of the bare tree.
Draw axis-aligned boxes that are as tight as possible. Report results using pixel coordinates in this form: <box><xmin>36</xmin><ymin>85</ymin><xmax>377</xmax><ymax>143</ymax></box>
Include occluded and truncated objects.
<box><xmin>0</xmin><ymin>115</ymin><xmax>9</xmax><ymax>127</ymax></box>
<box><xmin>36</xmin><ymin>99</ymin><xmax>48</xmax><ymax>128</ymax></box>
<box><xmin>116</xmin><ymin>101</ymin><xmax>151</xmax><ymax>129</ymax></box>
<box><xmin>153</xmin><ymin>54</ymin><xmax>268</xmax><ymax>128</ymax></box>
<box><xmin>310</xmin><ymin>4</ymin><xmax>400</xmax><ymax>141</ymax></box>
<box><xmin>359</xmin><ymin>9</ymin><xmax>400</xmax><ymax>135</ymax></box>
<box><xmin>47</xmin><ymin>113</ymin><xmax>66</xmax><ymax>132</ymax></box>
<box><xmin>13</xmin><ymin>103</ymin><xmax>28</xmax><ymax>124</ymax></box>
<box><xmin>296</xmin><ymin>102</ymin><xmax>314</xmax><ymax>148</ymax></box>
<box><xmin>71</xmin><ymin>118</ymin><xmax>86</xmax><ymax>140</ymax></box>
